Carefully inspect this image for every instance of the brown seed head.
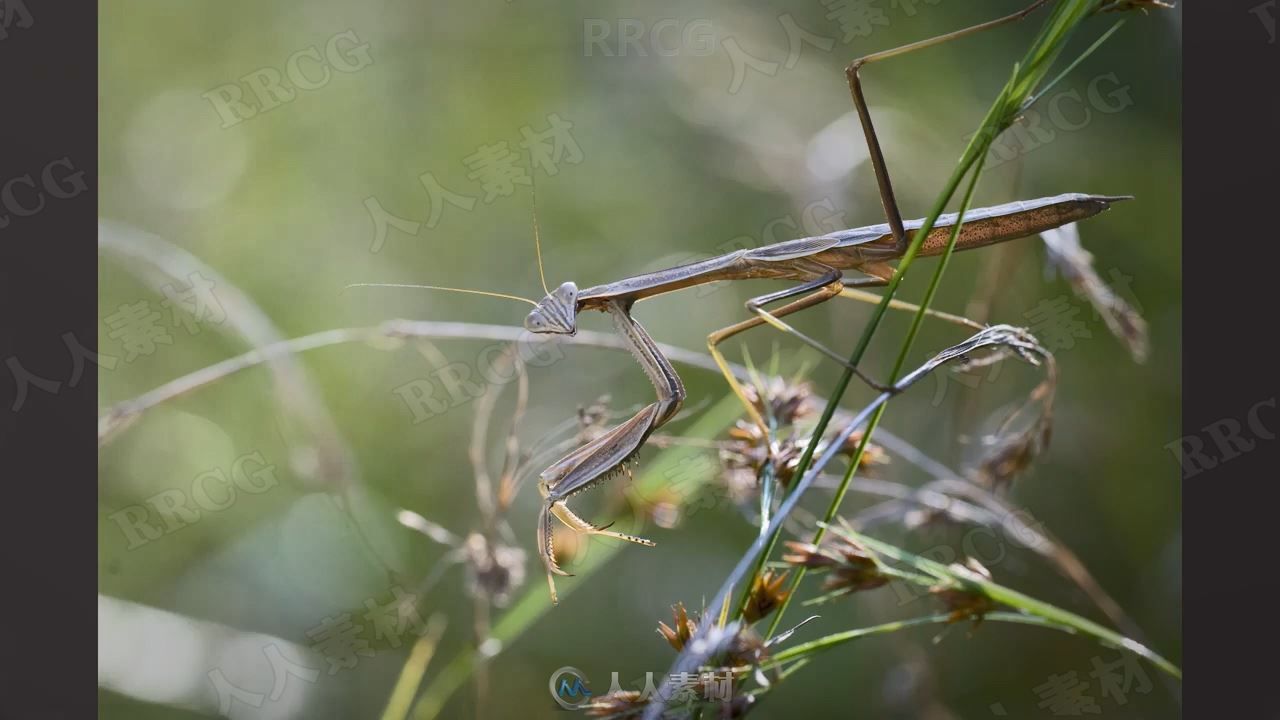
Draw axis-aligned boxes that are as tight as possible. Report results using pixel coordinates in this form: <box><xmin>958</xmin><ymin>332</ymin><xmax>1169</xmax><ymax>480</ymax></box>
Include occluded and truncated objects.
<box><xmin>783</xmin><ymin>536</ymin><xmax>889</xmax><ymax>595</ymax></box>
<box><xmin>723</xmin><ymin>626</ymin><xmax>768</xmax><ymax>668</ymax></box>
<box><xmin>970</xmin><ymin>403</ymin><xmax>1052</xmax><ymax>492</ymax></box>
<box><xmin>584</xmin><ymin>690</ymin><xmax>647</xmax><ymax>718</ymax></box>
<box><xmin>835</xmin><ymin>429</ymin><xmax>891</xmax><ymax>468</ymax></box>
<box><xmin>742</xmin><ymin>377</ymin><xmax>815</xmax><ymax>427</ymax></box>
<box><xmin>930</xmin><ymin>559</ymin><xmax>997</xmax><ymax>628</ymax></box>
<box><xmin>657</xmin><ymin>602</ymin><xmax>698</xmax><ymax>652</ymax></box>
<box><xmin>742</xmin><ymin>569</ymin><xmax>792</xmax><ymax>624</ymax></box>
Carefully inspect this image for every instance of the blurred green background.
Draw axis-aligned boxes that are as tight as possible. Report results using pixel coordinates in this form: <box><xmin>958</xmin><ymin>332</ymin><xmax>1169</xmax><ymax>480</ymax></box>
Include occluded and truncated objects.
<box><xmin>99</xmin><ymin>1</ymin><xmax>1181</xmax><ymax>718</ymax></box>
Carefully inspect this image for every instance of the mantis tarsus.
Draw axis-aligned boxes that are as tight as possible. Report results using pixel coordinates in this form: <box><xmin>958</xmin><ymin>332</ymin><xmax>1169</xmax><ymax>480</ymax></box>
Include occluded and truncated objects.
<box><xmin>358</xmin><ymin>1</ymin><xmax>1132</xmax><ymax>604</ymax></box>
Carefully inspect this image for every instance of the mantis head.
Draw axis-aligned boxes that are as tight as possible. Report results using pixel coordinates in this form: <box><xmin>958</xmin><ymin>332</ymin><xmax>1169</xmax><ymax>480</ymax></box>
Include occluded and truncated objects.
<box><xmin>524</xmin><ymin>281</ymin><xmax>579</xmax><ymax>335</ymax></box>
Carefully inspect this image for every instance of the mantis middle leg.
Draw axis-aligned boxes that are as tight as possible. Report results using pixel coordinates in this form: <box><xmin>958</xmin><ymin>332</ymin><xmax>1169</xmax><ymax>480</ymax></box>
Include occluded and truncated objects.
<box><xmin>845</xmin><ymin>0</ymin><xmax>1053</xmax><ymax>247</ymax></box>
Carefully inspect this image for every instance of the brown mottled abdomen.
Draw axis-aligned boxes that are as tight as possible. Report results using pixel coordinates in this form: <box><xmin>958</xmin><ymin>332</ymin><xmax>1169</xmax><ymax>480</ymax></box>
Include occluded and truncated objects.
<box><xmin>915</xmin><ymin>194</ymin><xmax>1127</xmax><ymax>257</ymax></box>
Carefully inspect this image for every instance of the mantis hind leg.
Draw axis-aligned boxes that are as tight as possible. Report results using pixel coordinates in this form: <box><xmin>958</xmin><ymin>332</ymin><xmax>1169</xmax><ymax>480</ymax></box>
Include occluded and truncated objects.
<box><xmin>840</xmin><ymin>271</ymin><xmax>986</xmax><ymax>331</ymax></box>
<box><xmin>846</xmin><ymin>0</ymin><xmax>1053</xmax><ymax>251</ymax></box>
<box><xmin>708</xmin><ymin>271</ymin><xmax>890</xmax><ymax>436</ymax></box>
<box><xmin>708</xmin><ymin>268</ymin><xmax>989</xmax><ymax>436</ymax></box>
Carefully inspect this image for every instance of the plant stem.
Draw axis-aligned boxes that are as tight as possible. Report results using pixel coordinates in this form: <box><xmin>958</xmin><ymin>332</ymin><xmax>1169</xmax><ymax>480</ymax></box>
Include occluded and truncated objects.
<box><xmin>766</xmin><ymin>611</ymin><xmax>1077</xmax><ymax>666</ymax></box>
<box><xmin>765</xmin><ymin>143</ymin><xmax>992</xmax><ymax>639</ymax></box>
<box><xmin>379</xmin><ymin>616</ymin><xmax>447</xmax><ymax>720</ymax></box>
<box><xmin>848</xmin><ymin>530</ymin><xmax>1183</xmax><ymax>679</ymax></box>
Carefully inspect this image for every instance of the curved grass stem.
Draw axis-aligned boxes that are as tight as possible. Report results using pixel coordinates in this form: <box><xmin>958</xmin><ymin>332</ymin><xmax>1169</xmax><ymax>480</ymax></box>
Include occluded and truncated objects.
<box><xmin>845</xmin><ymin>530</ymin><xmax>1182</xmax><ymax>678</ymax></box>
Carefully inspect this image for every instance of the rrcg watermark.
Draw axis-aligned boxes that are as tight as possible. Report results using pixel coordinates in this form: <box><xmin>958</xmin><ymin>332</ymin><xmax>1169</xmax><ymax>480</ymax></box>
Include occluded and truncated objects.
<box><xmin>1166</xmin><ymin>397</ymin><xmax>1276</xmax><ymax>479</ymax></box>
<box><xmin>0</xmin><ymin>157</ymin><xmax>89</xmax><ymax>229</ymax></box>
<box><xmin>976</xmin><ymin>72</ymin><xmax>1135</xmax><ymax>169</ymax></box>
<box><xmin>202</xmin><ymin>29</ymin><xmax>374</xmax><ymax>128</ymax></box>
<box><xmin>106</xmin><ymin>450</ymin><xmax>281</xmax><ymax>549</ymax></box>
<box><xmin>583</xmin><ymin>18</ymin><xmax>717</xmax><ymax>57</ymax></box>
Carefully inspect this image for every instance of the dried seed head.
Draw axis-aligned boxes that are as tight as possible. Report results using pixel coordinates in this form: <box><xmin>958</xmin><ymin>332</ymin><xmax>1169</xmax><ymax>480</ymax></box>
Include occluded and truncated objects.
<box><xmin>742</xmin><ymin>569</ymin><xmax>793</xmax><ymax>624</ymax></box>
<box><xmin>719</xmin><ymin>421</ymin><xmax>890</xmax><ymax>508</ymax></box>
<box><xmin>720</xmin><ymin>465</ymin><xmax>763</xmax><ymax>508</ymax></box>
<box><xmin>586</xmin><ymin>688</ymin><xmax>736</xmax><ymax>719</ymax></box>
<box><xmin>782</xmin><ymin>536</ymin><xmax>889</xmax><ymax>596</ymax></box>
<box><xmin>971</xmin><ymin>417</ymin><xmax>1051</xmax><ymax>491</ymax></box>
<box><xmin>716</xmin><ymin>377</ymin><xmax>816</xmax><ymax>491</ymax></box>
<box><xmin>930</xmin><ymin>558</ymin><xmax>997</xmax><ymax>628</ymax></box>
<box><xmin>774</xmin><ymin>437</ymin><xmax>822</xmax><ymax>488</ymax></box>
<box><xmin>461</xmin><ymin>532</ymin><xmax>527</xmax><ymax>607</ymax></box>
<box><xmin>715</xmin><ymin>695</ymin><xmax>757</xmax><ymax>718</ymax></box>
<box><xmin>1041</xmin><ymin>223</ymin><xmax>1149</xmax><ymax>363</ymax></box>
<box><xmin>715</xmin><ymin>376</ymin><xmax>892</xmax><ymax>532</ymax></box>
<box><xmin>742</xmin><ymin>377</ymin><xmax>815</xmax><ymax>427</ymax></box>
<box><xmin>716</xmin><ymin>373</ymin><xmax>885</xmax><ymax>510</ymax></box>
<box><xmin>657</xmin><ymin>602</ymin><xmax>698</xmax><ymax>652</ymax></box>
<box><xmin>903</xmin><ymin>506</ymin><xmax>961</xmax><ymax>531</ymax></box>
<box><xmin>775</xmin><ymin>426</ymin><xmax>890</xmax><ymax>487</ymax></box>
<box><xmin>722</xmin><ymin>625</ymin><xmax>769</xmax><ymax>668</ymax></box>
<box><xmin>584</xmin><ymin>690</ymin><xmax>647</xmax><ymax>718</ymax></box>
<box><xmin>716</xmin><ymin>421</ymin><xmax>773</xmax><ymax>509</ymax></box>
<box><xmin>969</xmin><ymin>378</ymin><xmax>1054</xmax><ymax>492</ymax></box>
<box><xmin>720</xmin><ymin>421</ymin><xmax>768</xmax><ymax>468</ymax></box>
<box><xmin>835</xmin><ymin>429</ymin><xmax>890</xmax><ymax>468</ymax></box>
<box><xmin>781</xmin><ymin>540</ymin><xmax>838</xmax><ymax>569</ymax></box>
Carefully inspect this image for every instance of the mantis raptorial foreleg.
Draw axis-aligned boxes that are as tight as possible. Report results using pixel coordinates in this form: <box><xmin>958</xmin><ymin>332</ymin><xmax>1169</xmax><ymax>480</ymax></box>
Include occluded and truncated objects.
<box><xmin>536</xmin><ymin>299</ymin><xmax>684</xmax><ymax>603</ymax></box>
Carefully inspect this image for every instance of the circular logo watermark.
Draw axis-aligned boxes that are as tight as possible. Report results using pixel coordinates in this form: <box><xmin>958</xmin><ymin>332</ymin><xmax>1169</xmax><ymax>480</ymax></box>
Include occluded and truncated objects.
<box><xmin>549</xmin><ymin>666</ymin><xmax>593</xmax><ymax>710</ymax></box>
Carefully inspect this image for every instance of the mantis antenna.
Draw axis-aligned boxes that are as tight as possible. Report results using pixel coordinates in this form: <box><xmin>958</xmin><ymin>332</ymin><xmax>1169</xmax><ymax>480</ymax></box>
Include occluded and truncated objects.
<box><xmin>342</xmin><ymin>282</ymin><xmax>538</xmax><ymax>307</ymax></box>
<box><xmin>349</xmin><ymin>183</ymin><xmax>552</xmax><ymax>306</ymax></box>
<box><xmin>531</xmin><ymin>178</ymin><xmax>550</xmax><ymax>297</ymax></box>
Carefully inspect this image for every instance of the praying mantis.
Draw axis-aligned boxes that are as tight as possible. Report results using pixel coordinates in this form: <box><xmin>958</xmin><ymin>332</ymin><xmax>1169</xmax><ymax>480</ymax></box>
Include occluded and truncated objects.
<box><xmin>358</xmin><ymin>1</ymin><xmax>1133</xmax><ymax>603</ymax></box>
<box><xmin>523</xmin><ymin>192</ymin><xmax>1126</xmax><ymax>601</ymax></box>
